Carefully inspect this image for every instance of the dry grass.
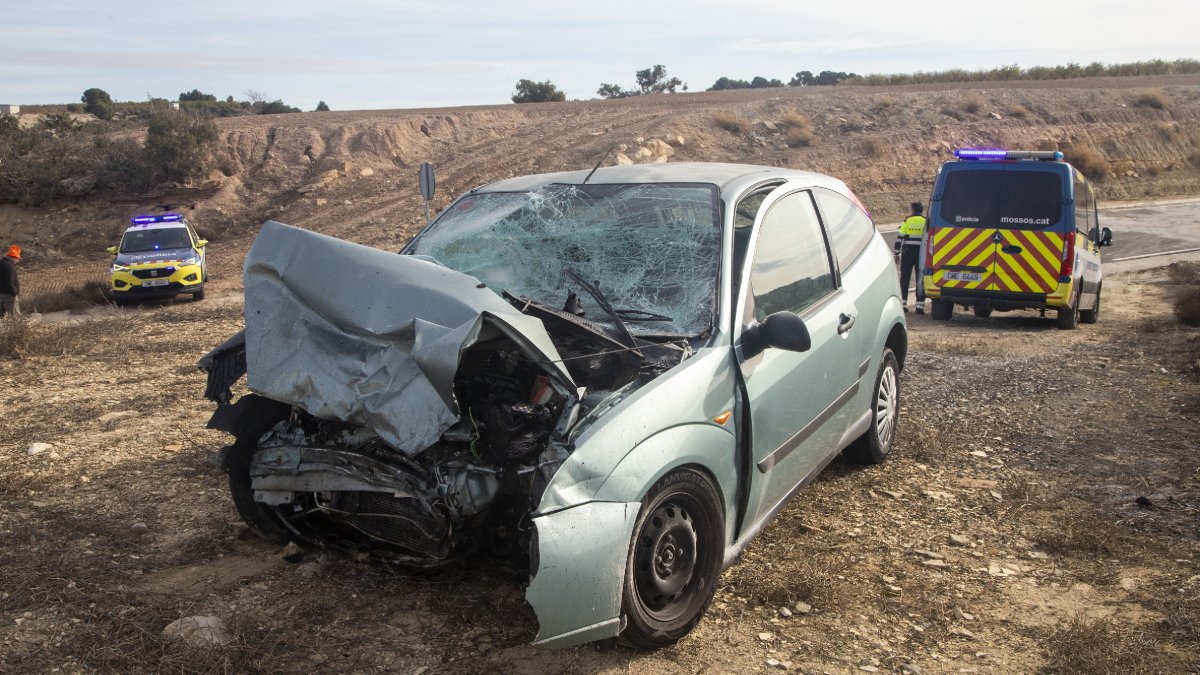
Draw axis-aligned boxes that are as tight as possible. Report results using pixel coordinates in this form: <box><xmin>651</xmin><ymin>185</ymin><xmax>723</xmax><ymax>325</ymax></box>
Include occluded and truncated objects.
<box><xmin>780</xmin><ymin>110</ymin><xmax>816</xmax><ymax>148</ymax></box>
<box><xmin>872</xmin><ymin>97</ymin><xmax>900</xmax><ymax>114</ymax></box>
<box><xmin>856</xmin><ymin>137</ymin><xmax>886</xmax><ymax>158</ymax></box>
<box><xmin>1168</xmin><ymin>262</ymin><xmax>1200</xmax><ymax>326</ymax></box>
<box><xmin>1155</xmin><ymin>122</ymin><xmax>1184</xmax><ymax>144</ymax></box>
<box><xmin>23</xmin><ymin>279</ymin><xmax>112</xmax><ymax>313</ymax></box>
<box><xmin>712</xmin><ymin>111</ymin><xmax>752</xmax><ymax>134</ymax></box>
<box><xmin>1006</xmin><ymin>103</ymin><xmax>1029</xmax><ymax>118</ymax></box>
<box><xmin>0</xmin><ymin>316</ymin><xmax>89</xmax><ymax>358</ymax></box>
<box><xmin>1033</xmin><ymin>505</ymin><xmax>1127</xmax><ymax>557</ymax></box>
<box><xmin>1134</xmin><ymin>89</ymin><xmax>1169</xmax><ymax>110</ymax></box>
<box><xmin>1042</xmin><ymin>617</ymin><xmax>1182</xmax><ymax>673</ymax></box>
<box><xmin>1065</xmin><ymin>145</ymin><xmax>1110</xmax><ymax>180</ymax></box>
<box><xmin>961</xmin><ymin>93</ymin><xmax>985</xmax><ymax>114</ymax></box>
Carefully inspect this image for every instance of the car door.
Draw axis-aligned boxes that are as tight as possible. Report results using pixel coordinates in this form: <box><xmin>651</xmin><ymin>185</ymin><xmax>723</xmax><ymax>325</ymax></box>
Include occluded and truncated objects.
<box><xmin>734</xmin><ymin>188</ymin><xmax>861</xmax><ymax>528</ymax></box>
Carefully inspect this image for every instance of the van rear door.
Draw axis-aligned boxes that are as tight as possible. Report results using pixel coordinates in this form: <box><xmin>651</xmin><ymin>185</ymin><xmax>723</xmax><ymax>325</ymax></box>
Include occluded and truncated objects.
<box><xmin>929</xmin><ymin>164</ymin><xmax>1068</xmax><ymax>295</ymax></box>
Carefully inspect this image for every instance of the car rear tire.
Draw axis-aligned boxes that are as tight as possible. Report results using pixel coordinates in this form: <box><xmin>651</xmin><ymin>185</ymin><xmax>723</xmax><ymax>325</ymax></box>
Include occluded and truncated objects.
<box><xmin>621</xmin><ymin>468</ymin><xmax>724</xmax><ymax>649</ymax></box>
<box><xmin>844</xmin><ymin>348</ymin><xmax>900</xmax><ymax>465</ymax></box>
<box><xmin>972</xmin><ymin>306</ymin><xmax>992</xmax><ymax>318</ymax></box>
<box><xmin>1080</xmin><ymin>285</ymin><xmax>1100</xmax><ymax>324</ymax></box>
<box><xmin>931</xmin><ymin>299</ymin><xmax>953</xmax><ymax>321</ymax></box>
<box><xmin>1056</xmin><ymin>298</ymin><xmax>1079</xmax><ymax>330</ymax></box>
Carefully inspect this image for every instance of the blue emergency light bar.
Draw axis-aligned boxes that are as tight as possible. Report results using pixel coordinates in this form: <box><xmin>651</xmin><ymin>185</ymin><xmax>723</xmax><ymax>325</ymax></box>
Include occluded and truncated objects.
<box><xmin>954</xmin><ymin>148</ymin><xmax>1064</xmax><ymax>161</ymax></box>
<box><xmin>131</xmin><ymin>213</ymin><xmax>183</xmax><ymax>224</ymax></box>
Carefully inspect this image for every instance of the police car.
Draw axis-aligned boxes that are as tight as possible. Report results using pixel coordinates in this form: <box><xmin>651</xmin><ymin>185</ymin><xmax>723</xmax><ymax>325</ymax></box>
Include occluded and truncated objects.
<box><xmin>108</xmin><ymin>214</ymin><xmax>208</xmax><ymax>304</ymax></box>
<box><xmin>923</xmin><ymin>149</ymin><xmax>1111</xmax><ymax>329</ymax></box>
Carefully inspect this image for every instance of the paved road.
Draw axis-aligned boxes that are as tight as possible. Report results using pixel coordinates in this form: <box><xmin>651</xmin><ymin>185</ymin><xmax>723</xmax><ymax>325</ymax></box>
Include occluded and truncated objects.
<box><xmin>1096</xmin><ymin>199</ymin><xmax>1200</xmax><ymax>272</ymax></box>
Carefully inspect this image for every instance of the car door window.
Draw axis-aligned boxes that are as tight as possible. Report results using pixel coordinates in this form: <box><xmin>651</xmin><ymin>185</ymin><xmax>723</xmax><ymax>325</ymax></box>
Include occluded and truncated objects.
<box><xmin>812</xmin><ymin>188</ymin><xmax>875</xmax><ymax>273</ymax></box>
<box><xmin>749</xmin><ymin>191</ymin><xmax>836</xmax><ymax>322</ymax></box>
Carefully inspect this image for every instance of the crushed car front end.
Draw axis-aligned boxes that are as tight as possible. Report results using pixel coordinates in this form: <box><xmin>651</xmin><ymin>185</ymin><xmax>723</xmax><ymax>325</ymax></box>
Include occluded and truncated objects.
<box><xmin>202</xmin><ymin>177</ymin><xmax>723</xmax><ymax>644</ymax></box>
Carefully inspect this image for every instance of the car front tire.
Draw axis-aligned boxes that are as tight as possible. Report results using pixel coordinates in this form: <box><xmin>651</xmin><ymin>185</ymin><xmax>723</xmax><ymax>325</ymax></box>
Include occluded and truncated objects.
<box><xmin>844</xmin><ymin>348</ymin><xmax>900</xmax><ymax>465</ymax></box>
<box><xmin>621</xmin><ymin>468</ymin><xmax>724</xmax><ymax>649</ymax></box>
<box><xmin>226</xmin><ymin>419</ymin><xmax>291</xmax><ymax>544</ymax></box>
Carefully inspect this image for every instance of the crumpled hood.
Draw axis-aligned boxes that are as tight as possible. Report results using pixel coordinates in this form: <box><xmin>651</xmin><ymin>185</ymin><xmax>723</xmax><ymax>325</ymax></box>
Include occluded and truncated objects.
<box><xmin>242</xmin><ymin>220</ymin><xmax>575</xmax><ymax>454</ymax></box>
<box><xmin>115</xmin><ymin>247</ymin><xmax>196</xmax><ymax>266</ymax></box>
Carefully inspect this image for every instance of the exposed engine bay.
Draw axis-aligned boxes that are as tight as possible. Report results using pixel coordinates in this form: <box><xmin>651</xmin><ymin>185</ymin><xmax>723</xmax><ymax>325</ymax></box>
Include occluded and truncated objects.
<box><xmin>201</xmin><ymin>221</ymin><xmax>695</xmax><ymax>569</ymax></box>
<box><xmin>205</xmin><ymin>308</ymin><xmax>689</xmax><ymax>569</ymax></box>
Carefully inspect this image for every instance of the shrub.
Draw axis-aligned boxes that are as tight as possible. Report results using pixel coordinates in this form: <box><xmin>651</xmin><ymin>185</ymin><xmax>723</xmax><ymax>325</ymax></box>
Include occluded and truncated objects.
<box><xmin>873</xmin><ymin>96</ymin><xmax>899</xmax><ymax>113</ymax></box>
<box><xmin>511</xmin><ymin>79</ymin><xmax>566</xmax><ymax>104</ymax></box>
<box><xmin>1065</xmin><ymin>145</ymin><xmax>1109</xmax><ymax>180</ymax></box>
<box><xmin>1154</xmin><ymin>122</ymin><xmax>1182</xmax><ymax>143</ymax></box>
<box><xmin>314</xmin><ymin>101</ymin><xmax>331</xmax><ymax>112</ymax></box>
<box><xmin>144</xmin><ymin>111</ymin><xmax>218</xmax><ymax>183</ymax></box>
<box><xmin>81</xmin><ymin>87</ymin><xmax>114</xmax><ymax>120</ymax></box>
<box><xmin>258</xmin><ymin>100</ymin><xmax>300</xmax><ymax>115</ymax></box>
<box><xmin>1173</xmin><ymin>263</ymin><xmax>1200</xmax><ymax>326</ymax></box>
<box><xmin>962</xmin><ymin>93</ymin><xmax>985</xmax><ymax>114</ymax></box>
<box><xmin>856</xmin><ymin>137</ymin><xmax>885</xmax><ymax>157</ymax></box>
<box><xmin>712</xmin><ymin>111</ymin><xmax>751</xmax><ymax>134</ymax></box>
<box><xmin>780</xmin><ymin>110</ymin><xmax>816</xmax><ymax>147</ymax></box>
<box><xmin>1006</xmin><ymin>103</ymin><xmax>1029</xmax><ymax>118</ymax></box>
<box><xmin>1134</xmin><ymin>90</ymin><xmax>1168</xmax><ymax>109</ymax></box>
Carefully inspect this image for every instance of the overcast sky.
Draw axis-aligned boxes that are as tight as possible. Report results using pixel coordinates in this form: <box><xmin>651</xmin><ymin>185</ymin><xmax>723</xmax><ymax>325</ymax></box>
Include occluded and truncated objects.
<box><xmin>1</xmin><ymin>0</ymin><xmax>1196</xmax><ymax>111</ymax></box>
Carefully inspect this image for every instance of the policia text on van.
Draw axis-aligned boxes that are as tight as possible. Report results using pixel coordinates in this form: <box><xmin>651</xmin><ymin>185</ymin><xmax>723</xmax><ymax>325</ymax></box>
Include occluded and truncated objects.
<box><xmin>922</xmin><ymin>149</ymin><xmax>1112</xmax><ymax>329</ymax></box>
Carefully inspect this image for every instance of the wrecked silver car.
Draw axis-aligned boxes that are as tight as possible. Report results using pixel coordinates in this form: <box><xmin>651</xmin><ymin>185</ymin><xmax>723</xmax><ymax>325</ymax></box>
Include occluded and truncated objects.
<box><xmin>201</xmin><ymin>163</ymin><xmax>907</xmax><ymax>648</ymax></box>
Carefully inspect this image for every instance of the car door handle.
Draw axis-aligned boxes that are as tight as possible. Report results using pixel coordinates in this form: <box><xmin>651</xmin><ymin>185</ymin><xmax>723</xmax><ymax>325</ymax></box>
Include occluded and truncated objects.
<box><xmin>838</xmin><ymin>313</ymin><xmax>856</xmax><ymax>334</ymax></box>
<box><xmin>1002</xmin><ymin>244</ymin><xmax>1023</xmax><ymax>254</ymax></box>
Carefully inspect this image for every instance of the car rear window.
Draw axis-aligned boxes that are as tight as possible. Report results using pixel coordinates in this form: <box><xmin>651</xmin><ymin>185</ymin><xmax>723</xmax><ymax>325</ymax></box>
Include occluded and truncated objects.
<box><xmin>938</xmin><ymin>168</ymin><xmax>1063</xmax><ymax>230</ymax></box>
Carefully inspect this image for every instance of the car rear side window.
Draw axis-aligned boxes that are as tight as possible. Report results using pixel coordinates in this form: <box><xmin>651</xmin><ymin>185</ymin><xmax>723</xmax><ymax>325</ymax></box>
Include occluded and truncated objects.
<box><xmin>812</xmin><ymin>188</ymin><xmax>875</xmax><ymax>272</ymax></box>
<box><xmin>939</xmin><ymin>168</ymin><xmax>1063</xmax><ymax>230</ymax></box>
<box><xmin>749</xmin><ymin>191</ymin><xmax>835</xmax><ymax>321</ymax></box>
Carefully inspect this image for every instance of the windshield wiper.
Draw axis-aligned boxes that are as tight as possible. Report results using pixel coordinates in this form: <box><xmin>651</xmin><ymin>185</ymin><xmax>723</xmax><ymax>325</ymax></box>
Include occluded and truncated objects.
<box><xmin>614</xmin><ymin>308</ymin><xmax>673</xmax><ymax>322</ymax></box>
<box><xmin>565</xmin><ymin>270</ymin><xmax>644</xmax><ymax>360</ymax></box>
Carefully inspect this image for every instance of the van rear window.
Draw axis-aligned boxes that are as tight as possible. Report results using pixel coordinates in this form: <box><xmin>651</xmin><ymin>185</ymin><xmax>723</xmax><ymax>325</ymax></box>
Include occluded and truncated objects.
<box><xmin>939</xmin><ymin>169</ymin><xmax>1063</xmax><ymax>230</ymax></box>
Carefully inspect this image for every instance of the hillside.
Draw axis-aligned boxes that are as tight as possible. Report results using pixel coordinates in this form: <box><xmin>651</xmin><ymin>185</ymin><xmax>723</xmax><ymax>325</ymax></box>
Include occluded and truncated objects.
<box><xmin>3</xmin><ymin>75</ymin><xmax>1200</xmax><ymax>263</ymax></box>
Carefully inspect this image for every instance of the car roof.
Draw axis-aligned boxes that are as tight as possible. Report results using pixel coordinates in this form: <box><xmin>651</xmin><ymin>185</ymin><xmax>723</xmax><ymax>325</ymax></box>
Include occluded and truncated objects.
<box><xmin>475</xmin><ymin>162</ymin><xmax>847</xmax><ymax>196</ymax></box>
<box><xmin>123</xmin><ymin>221</ymin><xmax>191</xmax><ymax>232</ymax></box>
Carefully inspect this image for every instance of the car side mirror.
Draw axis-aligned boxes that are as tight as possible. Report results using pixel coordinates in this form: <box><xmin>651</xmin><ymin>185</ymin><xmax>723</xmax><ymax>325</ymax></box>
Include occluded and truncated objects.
<box><xmin>106</xmin><ymin>246</ymin><xmax>118</xmax><ymax>255</ymax></box>
<box><xmin>1099</xmin><ymin>227</ymin><xmax>1112</xmax><ymax>246</ymax></box>
<box><xmin>741</xmin><ymin>311</ymin><xmax>812</xmax><ymax>359</ymax></box>
<box><xmin>197</xmin><ymin>239</ymin><xmax>208</xmax><ymax>248</ymax></box>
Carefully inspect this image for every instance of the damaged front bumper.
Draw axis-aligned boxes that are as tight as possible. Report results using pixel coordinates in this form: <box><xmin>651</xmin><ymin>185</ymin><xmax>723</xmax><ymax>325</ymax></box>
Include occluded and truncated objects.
<box><xmin>526</xmin><ymin>500</ymin><xmax>640</xmax><ymax>648</ymax></box>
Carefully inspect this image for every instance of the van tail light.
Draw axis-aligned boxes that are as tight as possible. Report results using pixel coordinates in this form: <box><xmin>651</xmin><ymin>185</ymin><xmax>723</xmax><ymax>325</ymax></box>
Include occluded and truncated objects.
<box><xmin>1059</xmin><ymin>233</ymin><xmax>1074</xmax><ymax>281</ymax></box>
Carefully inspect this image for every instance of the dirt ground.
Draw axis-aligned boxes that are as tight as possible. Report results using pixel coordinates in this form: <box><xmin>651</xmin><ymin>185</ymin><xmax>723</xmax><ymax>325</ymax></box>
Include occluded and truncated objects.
<box><xmin>1</xmin><ymin>250</ymin><xmax>1198</xmax><ymax>673</ymax></box>
<box><xmin>2</xmin><ymin>77</ymin><xmax>1200</xmax><ymax>672</ymax></box>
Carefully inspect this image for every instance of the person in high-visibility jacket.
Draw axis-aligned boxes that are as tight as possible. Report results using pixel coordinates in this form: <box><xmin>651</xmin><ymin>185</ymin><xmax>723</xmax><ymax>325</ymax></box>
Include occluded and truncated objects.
<box><xmin>893</xmin><ymin>202</ymin><xmax>926</xmax><ymax>314</ymax></box>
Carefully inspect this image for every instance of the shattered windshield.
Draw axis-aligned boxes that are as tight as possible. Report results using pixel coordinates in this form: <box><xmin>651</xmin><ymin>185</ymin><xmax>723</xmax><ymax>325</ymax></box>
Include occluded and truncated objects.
<box><xmin>408</xmin><ymin>183</ymin><xmax>721</xmax><ymax>335</ymax></box>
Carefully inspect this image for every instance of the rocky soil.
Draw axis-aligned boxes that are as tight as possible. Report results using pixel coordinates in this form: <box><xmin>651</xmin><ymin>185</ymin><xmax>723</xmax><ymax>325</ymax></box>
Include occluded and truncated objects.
<box><xmin>1</xmin><ymin>77</ymin><xmax>1199</xmax><ymax>673</ymax></box>
<box><xmin>1</xmin><ymin>257</ymin><xmax>1198</xmax><ymax>673</ymax></box>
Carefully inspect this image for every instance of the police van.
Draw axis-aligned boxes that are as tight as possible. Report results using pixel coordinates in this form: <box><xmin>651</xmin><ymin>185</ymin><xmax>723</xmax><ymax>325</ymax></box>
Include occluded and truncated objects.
<box><xmin>922</xmin><ymin>149</ymin><xmax>1111</xmax><ymax>329</ymax></box>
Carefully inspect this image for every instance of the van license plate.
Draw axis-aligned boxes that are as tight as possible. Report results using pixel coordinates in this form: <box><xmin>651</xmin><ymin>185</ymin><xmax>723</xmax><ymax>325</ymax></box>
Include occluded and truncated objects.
<box><xmin>943</xmin><ymin>271</ymin><xmax>983</xmax><ymax>282</ymax></box>
<box><xmin>142</xmin><ymin>279</ymin><xmax>169</xmax><ymax>287</ymax></box>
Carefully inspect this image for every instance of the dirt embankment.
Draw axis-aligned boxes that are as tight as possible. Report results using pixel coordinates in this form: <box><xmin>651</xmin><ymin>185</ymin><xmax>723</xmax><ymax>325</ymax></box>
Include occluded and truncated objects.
<box><xmin>3</xmin><ymin>76</ymin><xmax>1200</xmax><ymax>265</ymax></box>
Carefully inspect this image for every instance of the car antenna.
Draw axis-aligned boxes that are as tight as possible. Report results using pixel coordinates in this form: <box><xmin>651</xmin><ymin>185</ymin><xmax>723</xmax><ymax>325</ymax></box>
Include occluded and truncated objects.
<box><xmin>581</xmin><ymin>146</ymin><xmax>616</xmax><ymax>185</ymax></box>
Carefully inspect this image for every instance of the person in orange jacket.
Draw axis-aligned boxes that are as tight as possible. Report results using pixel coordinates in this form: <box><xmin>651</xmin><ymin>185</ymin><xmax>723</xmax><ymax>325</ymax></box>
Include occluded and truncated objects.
<box><xmin>1</xmin><ymin>245</ymin><xmax>20</xmax><ymax>317</ymax></box>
